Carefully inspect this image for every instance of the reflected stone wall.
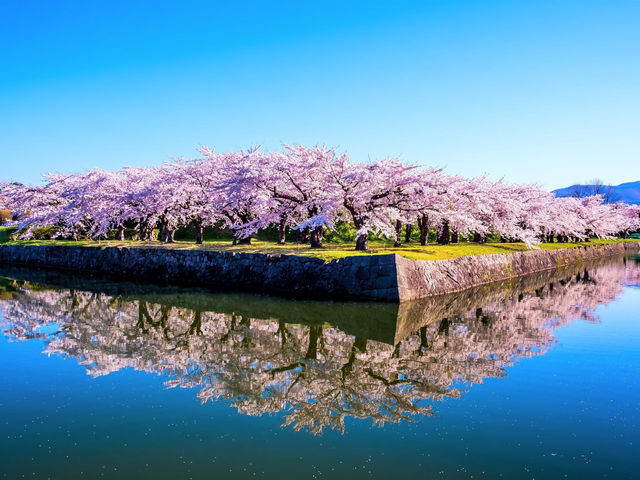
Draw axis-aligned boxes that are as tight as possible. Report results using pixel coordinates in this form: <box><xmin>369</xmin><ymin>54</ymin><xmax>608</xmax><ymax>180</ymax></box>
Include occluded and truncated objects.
<box><xmin>0</xmin><ymin>256</ymin><xmax>638</xmax><ymax>434</ymax></box>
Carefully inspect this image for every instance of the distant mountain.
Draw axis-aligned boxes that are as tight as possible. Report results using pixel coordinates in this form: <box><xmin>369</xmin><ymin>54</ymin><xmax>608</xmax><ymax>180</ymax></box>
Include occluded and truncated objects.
<box><xmin>553</xmin><ymin>181</ymin><xmax>640</xmax><ymax>205</ymax></box>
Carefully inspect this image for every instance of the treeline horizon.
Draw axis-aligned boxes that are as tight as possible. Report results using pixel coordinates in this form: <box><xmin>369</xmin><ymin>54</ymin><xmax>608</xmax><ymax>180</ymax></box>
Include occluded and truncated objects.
<box><xmin>1</xmin><ymin>144</ymin><xmax>639</xmax><ymax>251</ymax></box>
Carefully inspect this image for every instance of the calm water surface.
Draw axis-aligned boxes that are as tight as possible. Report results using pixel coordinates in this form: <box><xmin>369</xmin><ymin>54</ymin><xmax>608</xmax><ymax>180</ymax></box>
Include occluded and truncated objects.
<box><xmin>1</xmin><ymin>256</ymin><xmax>639</xmax><ymax>479</ymax></box>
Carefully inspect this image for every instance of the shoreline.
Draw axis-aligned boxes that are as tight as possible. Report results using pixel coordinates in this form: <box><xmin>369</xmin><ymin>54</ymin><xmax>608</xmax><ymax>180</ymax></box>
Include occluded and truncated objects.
<box><xmin>0</xmin><ymin>242</ymin><xmax>638</xmax><ymax>302</ymax></box>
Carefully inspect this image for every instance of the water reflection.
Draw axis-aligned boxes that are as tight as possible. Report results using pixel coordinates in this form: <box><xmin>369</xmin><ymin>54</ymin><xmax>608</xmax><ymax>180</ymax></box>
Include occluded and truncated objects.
<box><xmin>1</xmin><ymin>256</ymin><xmax>638</xmax><ymax>434</ymax></box>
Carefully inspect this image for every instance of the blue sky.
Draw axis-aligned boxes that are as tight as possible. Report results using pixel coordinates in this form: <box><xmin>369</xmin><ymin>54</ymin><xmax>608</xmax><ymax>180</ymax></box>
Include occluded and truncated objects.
<box><xmin>1</xmin><ymin>0</ymin><xmax>638</xmax><ymax>190</ymax></box>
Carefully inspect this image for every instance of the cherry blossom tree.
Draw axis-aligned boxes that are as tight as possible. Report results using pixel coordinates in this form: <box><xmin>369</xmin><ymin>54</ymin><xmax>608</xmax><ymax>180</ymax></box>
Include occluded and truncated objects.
<box><xmin>255</xmin><ymin>145</ymin><xmax>346</xmax><ymax>248</ymax></box>
<box><xmin>326</xmin><ymin>157</ymin><xmax>418</xmax><ymax>250</ymax></box>
<box><xmin>2</xmin><ymin>144</ymin><xmax>638</xmax><ymax>247</ymax></box>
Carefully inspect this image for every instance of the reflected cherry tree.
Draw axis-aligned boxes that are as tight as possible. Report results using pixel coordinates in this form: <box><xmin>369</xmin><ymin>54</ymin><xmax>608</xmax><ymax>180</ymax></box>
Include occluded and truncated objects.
<box><xmin>0</xmin><ymin>257</ymin><xmax>638</xmax><ymax>434</ymax></box>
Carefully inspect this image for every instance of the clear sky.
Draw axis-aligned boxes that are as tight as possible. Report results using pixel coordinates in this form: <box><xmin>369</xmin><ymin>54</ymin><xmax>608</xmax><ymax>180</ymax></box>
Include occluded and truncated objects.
<box><xmin>1</xmin><ymin>0</ymin><xmax>638</xmax><ymax>190</ymax></box>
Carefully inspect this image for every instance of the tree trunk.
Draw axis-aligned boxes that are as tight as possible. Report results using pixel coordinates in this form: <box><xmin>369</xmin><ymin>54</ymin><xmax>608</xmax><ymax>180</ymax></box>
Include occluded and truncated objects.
<box><xmin>355</xmin><ymin>233</ymin><xmax>368</xmax><ymax>251</ymax></box>
<box><xmin>393</xmin><ymin>219</ymin><xmax>403</xmax><ymax>247</ymax></box>
<box><xmin>438</xmin><ymin>317</ymin><xmax>450</xmax><ymax>336</ymax></box>
<box><xmin>351</xmin><ymin>216</ymin><xmax>368</xmax><ymax>251</ymax></box>
<box><xmin>139</xmin><ymin>222</ymin><xmax>152</xmax><ymax>242</ymax></box>
<box><xmin>417</xmin><ymin>215</ymin><xmax>429</xmax><ymax>246</ymax></box>
<box><xmin>237</xmin><ymin>236</ymin><xmax>252</xmax><ymax>245</ymax></box>
<box><xmin>298</xmin><ymin>226</ymin><xmax>310</xmax><ymax>244</ymax></box>
<box><xmin>139</xmin><ymin>223</ymin><xmax>153</xmax><ymax>242</ymax></box>
<box><xmin>165</xmin><ymin>228</ymin><xmax>175</xmax><ymax>243</ymax></box>
<box><xmin>341</xmin><ymin>336</ymin><xmax>366</xmax><ymax>379</ymax></box>
<box><xmin>451</xmin><ymin>229</ymin><xmax>459</xmax><ymax>243</ymax></box>
<box><xmin>473</xmin><ymin>231</ymin><xmax>485</xmax><ymax>243</ymax></box>
<box><xmin>437</xmin><ymin>220</ymin><xmax>450</xmax><ymax>245</ymax></box>
<box><xmin>188</xmin><ymin>311</ymin><xmax>203</xmax><ymax>336</ymax></box>
<box><xmin>158</xmin><ymin>221</ymin><xmax>166</xmax><ymax>243</ymax></box>
<box><xmin>310</xmin><ymin>226</ymin><xmax>323</xmax><ymax>248</ymax></box>
<box><xmin>194</xmin><ymin>220</ymin><xmax>203</xmax><ymax>244</ymax></box>
<box><xmin>305</xmin><ymin>325</ymin><xmax>323</xmax><ymax>360</ymax></box>
<box><xmin>117</xmin><ymin>225</ymin><xmax>125</xmax><ymax>241</ymax></box>
<box><xmin>418</xmin><ymin>326</ymin><xmax>429</xmax><ymax>355</ymax></box>
<box><xmin>277</xmin><ymin>216</ymin><xmax>287</xmax><ymax>245</ymax></box>
<box><xmin>404</xmin><ymin>223</ymin><xmax>413</xmax><ymax>243</ymax></box>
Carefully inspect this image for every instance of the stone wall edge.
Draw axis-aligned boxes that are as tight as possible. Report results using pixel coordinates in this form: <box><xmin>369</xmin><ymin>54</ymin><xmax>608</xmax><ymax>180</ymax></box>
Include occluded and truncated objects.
<box><xmin>0</xmin><ymin>242</ymin><xmax>637</xmax><ymax>302</ymax></box>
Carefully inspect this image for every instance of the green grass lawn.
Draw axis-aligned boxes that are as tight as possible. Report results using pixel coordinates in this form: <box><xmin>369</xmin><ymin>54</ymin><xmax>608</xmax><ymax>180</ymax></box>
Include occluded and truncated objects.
<box><xmin>1</xmin><ymin>226</ymin><xmax>636</xmax><ymax>262</ymax></box>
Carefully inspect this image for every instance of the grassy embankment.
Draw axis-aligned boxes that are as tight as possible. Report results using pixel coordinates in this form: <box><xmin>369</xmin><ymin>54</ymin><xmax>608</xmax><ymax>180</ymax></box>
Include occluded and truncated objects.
<box><xmin>1</xmin><ymin>225</ymin><xmax>637</xmax><ymax>262</ymax></box>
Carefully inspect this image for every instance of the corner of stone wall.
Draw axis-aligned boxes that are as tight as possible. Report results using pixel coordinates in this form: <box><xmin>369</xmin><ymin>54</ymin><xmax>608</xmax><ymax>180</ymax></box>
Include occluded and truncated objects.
<box><xmin>391</xmin><ymin>241</ymin><xmax>636</xmax><ymax>302</ymax></box>
<box><xmin>393</xmin><ymin>254</ymin><xmax>415</xmax><ymax>302</ymax></box>
<box><xmin>338</xmin><ymin>254</ymin><xmax>401</xmax><ymax>302</ymax></box>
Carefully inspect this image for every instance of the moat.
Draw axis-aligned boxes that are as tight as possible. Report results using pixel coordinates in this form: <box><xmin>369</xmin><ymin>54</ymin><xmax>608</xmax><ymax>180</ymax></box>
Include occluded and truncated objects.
<box><xmin>1</xmin><ymin>255</ymin><xmax>639</xmax><ymax>479</ymax></box>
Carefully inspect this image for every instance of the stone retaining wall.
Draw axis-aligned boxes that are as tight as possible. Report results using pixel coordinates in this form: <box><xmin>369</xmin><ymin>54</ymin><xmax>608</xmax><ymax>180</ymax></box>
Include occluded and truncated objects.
<box><xmin>0</xmin><ymin>245</ymin><xmax>399</xmax><ymax>301</ymax></box>
<box><xmin>0</xmin><ymin>242</ymin><xmax>637</xmax><ymax>302</ymax></box>
<box><xmin>396</xmin><ymin>241</ymin><xmax>640</xmax><ymax>301</ymax></box>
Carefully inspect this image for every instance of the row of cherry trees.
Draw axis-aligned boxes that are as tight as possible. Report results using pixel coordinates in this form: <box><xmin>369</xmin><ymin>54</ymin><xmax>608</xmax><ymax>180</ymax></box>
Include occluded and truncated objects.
<box><xmin>1</xmin><ymin>144</ymin><xmax>639</xmax><ymax>250</ymax></box>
